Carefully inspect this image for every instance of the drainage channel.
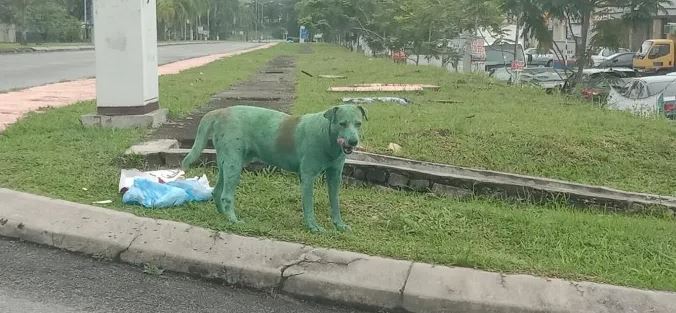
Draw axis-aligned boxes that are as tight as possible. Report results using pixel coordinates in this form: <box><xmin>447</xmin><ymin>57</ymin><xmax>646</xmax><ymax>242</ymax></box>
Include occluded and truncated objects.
<box><xmin>148</xmin><ymin>55</ymin><xmax>297</xmax><ymax>146</ymax></box>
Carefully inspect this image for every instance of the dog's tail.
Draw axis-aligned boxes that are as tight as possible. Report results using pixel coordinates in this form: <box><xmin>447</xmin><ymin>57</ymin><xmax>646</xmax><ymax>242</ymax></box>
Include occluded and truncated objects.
<box><xmin>181</xmin><ymin>112</ymin><xmax>216</xmax><ymax>170</ymax></box>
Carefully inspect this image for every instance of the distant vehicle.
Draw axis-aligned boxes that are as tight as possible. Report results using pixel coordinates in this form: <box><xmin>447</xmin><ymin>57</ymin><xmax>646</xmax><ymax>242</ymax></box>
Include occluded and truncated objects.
<box><xmin>595</xmin><ymin>52</ymin><xmax>636</xmax><ymax>69</ymax></box>
<box><xmin>525</xmin><ymin>48</ymin><xmax>557</xmax><ymax>67</ymax></box>
<box><xmin>620</xmin><ymin>75</ymin><xmax>676</xmax><ymax>98</ymax></box>
<box><xmin>286</xmin><ymin>36</ymin><xmax>299</xmax><ymax>43</ymax></box>
<box><xmin>591</xmin><ymin>47</ymin><xmax>631</xmax><ymax>67</ymax></box>
<box><xmin>607</xmin><ymin>75</ymin><xmax>676</xmax><ymax>119</ymax></box>
<box><xmin>490</xmin><ymin>67</ymin><xmax>567</xmax><ymax>92</ymax></box>
<box><xmin>484</xmin><ymin>39</ymin><xmax>526</xmax><ymax>72</ymax></box>
<box><xmin>564</xmin><ymin>68</ymin><xmax>638</xmax><ymax>101</ymax></box>
<box><xmin>633</xmin><ymin>35</ymin><xmax>676</xmax><ymax>74</ymax></box>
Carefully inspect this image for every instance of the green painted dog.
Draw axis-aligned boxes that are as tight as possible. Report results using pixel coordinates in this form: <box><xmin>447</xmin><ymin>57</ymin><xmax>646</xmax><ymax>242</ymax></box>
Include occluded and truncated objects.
<box><xmin>181</xmin><ymin>104</ymin><xmax>367</xmax><ymax>233</ymax></box>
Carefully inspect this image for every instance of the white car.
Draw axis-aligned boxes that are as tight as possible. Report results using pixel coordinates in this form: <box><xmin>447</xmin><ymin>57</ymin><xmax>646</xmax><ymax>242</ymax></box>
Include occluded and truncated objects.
<box><xmin>607</xmin><ymin>75</ymin><xmax>676</xmax><ymax>118</ymax></box>
<box><xmin>591</xmin><ymin>48</ymin><xmax>632</xmax><ymax>67</ymax></box>
<box><xmin>525</xmin><ymin>48</ymin><xmax>557</xmax><ymax>67</ymax></box>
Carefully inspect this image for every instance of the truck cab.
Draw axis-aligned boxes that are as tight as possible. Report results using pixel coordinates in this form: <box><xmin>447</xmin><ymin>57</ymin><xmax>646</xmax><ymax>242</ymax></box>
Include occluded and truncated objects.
<box><xmin>634</xmin><ymin>39</ymin><xmax>675</xmax><ymax>74</ymax></box>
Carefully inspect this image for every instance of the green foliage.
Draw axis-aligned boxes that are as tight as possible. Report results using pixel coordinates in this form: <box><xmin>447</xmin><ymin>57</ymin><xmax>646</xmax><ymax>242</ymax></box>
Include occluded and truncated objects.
<box><xmin>295</xmin><ymin>0</ymin><xmax>504</xmax><ymax>61</ymax></box>
<box><xmin>26</xmin><ymin>1</ymin><xmax>81</xmax><ymax>42</ymax></box>
<box><xmin>156</xmin><ymin>0</ymin><xmax>297</xmax><ymax>41</ymax></box>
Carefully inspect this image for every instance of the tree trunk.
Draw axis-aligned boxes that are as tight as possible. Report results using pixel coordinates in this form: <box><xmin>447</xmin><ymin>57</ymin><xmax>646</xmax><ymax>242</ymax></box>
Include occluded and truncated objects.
<box><xmin>513</xmin><ymin>15</ymin><xmax>520</xmax><ymax>62</ymax></box>
<box><xmin>574</xmin><ymin>12</ymin><xmax>591</xmax><ymax>86</ymax></box>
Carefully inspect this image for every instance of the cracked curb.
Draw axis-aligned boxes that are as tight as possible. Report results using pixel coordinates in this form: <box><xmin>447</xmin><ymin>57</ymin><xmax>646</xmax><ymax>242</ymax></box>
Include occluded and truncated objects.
<box><xmin>1</xmin><ymin>188</ymin><xmax>675</xmax><ymax>313</ymax></box>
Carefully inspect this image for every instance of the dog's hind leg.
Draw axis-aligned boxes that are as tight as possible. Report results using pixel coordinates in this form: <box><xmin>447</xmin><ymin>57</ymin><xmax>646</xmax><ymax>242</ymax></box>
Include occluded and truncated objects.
<box><xmin>326</xmin><ymin>167</ymin><xmax>351</xmax><ymax>232</ymax></box>
<box><xmin>213</xmin><ymin>162</ymin><xmax>225</xmax><ymax>214</ymax></box>
<box><xmin>216</xmin><ymin>156</ymin><xmax>243</xmax><ymax>224</ymax></box>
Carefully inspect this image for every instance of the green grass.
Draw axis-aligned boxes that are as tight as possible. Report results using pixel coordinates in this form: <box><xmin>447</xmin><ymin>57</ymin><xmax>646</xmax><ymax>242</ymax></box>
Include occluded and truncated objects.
<box><xmin>0</xmin><ymin>43</ymin><xmax>674</xmax><ymax>291</ymax></box>
<box><xmin>293</xmin><ymin>45</ymin><xmax>676</xmax><ymax>196</ymax></box>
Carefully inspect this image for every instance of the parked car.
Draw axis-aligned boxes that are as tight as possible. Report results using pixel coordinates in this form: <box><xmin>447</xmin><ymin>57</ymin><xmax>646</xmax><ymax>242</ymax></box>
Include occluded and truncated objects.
<box><xmin>484</xmin><ymin>39</ymin><xmax>526</xmax><ymax>72</ymax></box>
<box><xmin>489</xmin><ymin>67</ymin><xmax>567</xmax><ymax>93</ymax></box>
<box><xmin>525</xmin><ymin>48</ymin><xmax>557</xmax><ymax>67</ymax></box>
<box><xmin>564</xmin><ymin>68</ymin><xmax>638</xmax><ymax>101</ymax></box>
<box><xmin>595</xmin><ymin>52</ymin><xmax>636</xmax><ymax>68</ymax></box>
<box><xmin>607</xmin><ymin>75</ymin><xmax>676</xmax><ymax>118</ymax></box>
<box><xmin>591</xmin><ymin>47</ymin><xmax>632</xmax><ymax>67</ymax></box>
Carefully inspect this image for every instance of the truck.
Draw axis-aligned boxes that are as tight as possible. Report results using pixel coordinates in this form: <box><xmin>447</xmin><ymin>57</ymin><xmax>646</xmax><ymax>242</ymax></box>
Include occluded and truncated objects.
<box><xmin>633</xmin><ymin>24</ymin><xmax>676</xmax><ymax>75</ymax></box>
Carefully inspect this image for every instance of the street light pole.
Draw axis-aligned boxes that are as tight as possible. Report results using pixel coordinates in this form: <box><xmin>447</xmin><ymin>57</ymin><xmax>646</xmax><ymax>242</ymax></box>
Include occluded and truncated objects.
<box><xmin>254</xmin><ymin>0</ymin><xmax>258</xmax><ymax>42</ymax></box>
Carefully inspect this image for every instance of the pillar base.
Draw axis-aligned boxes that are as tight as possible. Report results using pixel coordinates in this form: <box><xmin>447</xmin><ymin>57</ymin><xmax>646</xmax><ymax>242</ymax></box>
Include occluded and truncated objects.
<box><xmin>80</xmin><ymin>108</ymin><xmax>168</xmax><ymax>129</ymax></box>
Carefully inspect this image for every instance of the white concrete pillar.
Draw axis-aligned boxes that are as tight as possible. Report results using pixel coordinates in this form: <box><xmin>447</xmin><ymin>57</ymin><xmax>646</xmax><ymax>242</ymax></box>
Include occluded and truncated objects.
<box><xmin>81</xmin><ymin>0</ymin><xmax>167</xmax><ymax>128</ymax></box>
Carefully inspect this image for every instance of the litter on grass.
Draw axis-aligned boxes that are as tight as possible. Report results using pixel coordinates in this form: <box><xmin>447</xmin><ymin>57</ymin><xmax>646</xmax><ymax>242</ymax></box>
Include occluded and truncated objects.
<box><xmin>328</xmin><ymin>83</ymin><xmax>440</xmax><ymax>92</ymax></box>
<box><xmin>342</xmin><ymin>97</ymin><xmax>411</xmax><ymax>105</ymax></box>
<box><xmin>318</xmin><ymin>75</ymin><xmax>346</xmax><ymax>79</ymax></box>
<box><xmin>119</xmin><ymin>169</ymin><xmax>213</xmax><ymax>209</ymax></box>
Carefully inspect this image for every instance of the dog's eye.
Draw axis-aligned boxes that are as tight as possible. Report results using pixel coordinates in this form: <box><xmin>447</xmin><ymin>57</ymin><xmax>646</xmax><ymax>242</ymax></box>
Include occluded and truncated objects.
<box><xmin>339</xmin><ymin>122</ymin><xmax>347</xmax><ymax>127</ymax></box>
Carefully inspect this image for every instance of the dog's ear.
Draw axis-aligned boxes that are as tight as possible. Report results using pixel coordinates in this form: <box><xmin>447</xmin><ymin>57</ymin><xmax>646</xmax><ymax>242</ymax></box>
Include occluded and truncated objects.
<box><xmin>323</xmin><ymin>106</ymin><xmax>339</xmax><ymax>121</ymax></box>
<box><xmin>357</xmin><ymin>105</ymin><xmax>368</xmax><ymax>121</ymax></box>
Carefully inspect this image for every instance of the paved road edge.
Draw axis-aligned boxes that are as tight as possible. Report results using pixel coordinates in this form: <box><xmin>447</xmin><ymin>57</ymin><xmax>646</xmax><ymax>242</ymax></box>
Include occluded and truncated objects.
<box><xmin>1</xmin><ymin>188</ymin><xmax>674</xmax><ymax>313</ymax></box>
<box><xmin>0</xmin><ymin>41</ymin><xmax>277</xmax><ymax>54</ymax></box>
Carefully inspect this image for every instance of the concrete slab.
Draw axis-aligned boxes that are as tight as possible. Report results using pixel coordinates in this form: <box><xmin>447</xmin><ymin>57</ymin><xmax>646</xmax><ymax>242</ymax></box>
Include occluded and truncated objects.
<box><xmin>402</xmin><ymin>262</ymin><xmax>676</xmax><ymax>313</ymax></box>
<box><xmin>124</xmin><ymin>147</ymin><xmax>676</xmax><ymax>214</ymax></box>
<box><xmin>0</xmin><ymin>189</ymin><xmax>145</xmax><ymax>259</ymax></box>
<box><xmin>125</xmin><ymin>139</ymin><xmax>180</xmax><ymax>155</ymax></box>
<box><xmin>80</xmin><ymin>108</ymin><xmax>168</xmax><ymax>129</ymax></box>
<box><xmin>120</xmin><ymin>218</ymin><xmax>311</xmax><ymax>290</ymax></box>
<box><xmin>280</xmin><ymin>248</ymin><xmax>412</xmax><ymax>310</ymax></box>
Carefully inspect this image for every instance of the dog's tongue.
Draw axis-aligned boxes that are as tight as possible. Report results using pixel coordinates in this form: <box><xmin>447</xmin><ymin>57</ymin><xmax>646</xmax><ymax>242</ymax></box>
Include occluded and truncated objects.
<box><xmin>337</xmin><ymin>137</ymin><xmax>346</xmax><ymax>146</ymax></box>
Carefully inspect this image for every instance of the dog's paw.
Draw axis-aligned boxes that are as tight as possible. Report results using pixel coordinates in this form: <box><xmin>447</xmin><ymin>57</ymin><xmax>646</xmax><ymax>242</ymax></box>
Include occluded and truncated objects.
<box><xmin>227</xmin><ymin>217</ymin><xmax>244</xmax><ymax>225</ymax></box>
<box><xmin>306</xmin><ymin>223</ymin><xmax>326</xmax><ymax>234</ymax></box>
<box><xmin>334</xmin><ymin>223</ymin><xmax>352</xmax><ymax>232</ymax></box>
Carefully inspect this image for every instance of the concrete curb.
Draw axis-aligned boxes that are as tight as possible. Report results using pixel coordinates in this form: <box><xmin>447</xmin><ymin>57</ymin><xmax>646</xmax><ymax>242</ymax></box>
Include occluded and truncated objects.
<box><xmin>125</xmin><ymin>140</ymin><xmax>676</xmax><ymax>215</ymax></box>
<box><xmin>1</xmin><ymin>188</ymin><xmax>674</xmax><ymax>313</ymax></box>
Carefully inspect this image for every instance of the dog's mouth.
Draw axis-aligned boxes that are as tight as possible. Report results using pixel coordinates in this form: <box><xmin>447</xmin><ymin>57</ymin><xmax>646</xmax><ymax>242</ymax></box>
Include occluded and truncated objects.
<box><xmin>337</xmin><ymin>138</ymin><xmax>355</xmax><ymax>154</ymax></box>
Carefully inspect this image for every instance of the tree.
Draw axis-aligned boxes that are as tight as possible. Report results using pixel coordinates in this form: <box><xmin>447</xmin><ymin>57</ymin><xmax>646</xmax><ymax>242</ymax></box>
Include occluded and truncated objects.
<box><xmin>26</xmin><ymin>0</ymin><xmax>80</xmax><ymax>42</ymax></box>
<box><xmin>296</xmin><ymin>0</ymin><xmax>357</xmax><ymax>43</ymax></box>
<box><xmin>295</xmin><ymin>0</ymin><xmax>503</xmax><ymax>63</ymax></box>
<box><xmin>502</xmin><ymin>0</ymin><xmax>669</xmax><ymax>85</ymax></box>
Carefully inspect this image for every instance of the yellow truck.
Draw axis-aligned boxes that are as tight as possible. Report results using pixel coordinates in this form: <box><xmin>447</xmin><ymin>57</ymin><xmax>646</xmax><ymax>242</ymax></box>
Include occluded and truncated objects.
<box><xmin>633</xmin><ymin>25</ymin><xmax>676</xmax><ymax>74</ymax></box>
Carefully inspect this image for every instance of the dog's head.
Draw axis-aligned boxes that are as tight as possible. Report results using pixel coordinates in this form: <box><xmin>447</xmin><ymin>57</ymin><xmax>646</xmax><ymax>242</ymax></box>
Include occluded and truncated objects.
<box><xmin>323</xmin><ymin>104</ymin><xmax>367</xmax><ymax>155</ymax></box>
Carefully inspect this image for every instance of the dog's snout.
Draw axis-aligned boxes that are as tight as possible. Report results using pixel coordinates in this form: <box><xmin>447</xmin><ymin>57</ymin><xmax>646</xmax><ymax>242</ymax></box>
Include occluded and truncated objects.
<box><xmin>348</xmin><ymin>138</ymin><xmax>358</xmax><ymax>146</ymax></box>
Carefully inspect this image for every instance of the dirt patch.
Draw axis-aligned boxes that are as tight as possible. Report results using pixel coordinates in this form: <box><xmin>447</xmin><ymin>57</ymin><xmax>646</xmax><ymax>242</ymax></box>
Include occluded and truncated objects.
<box><xmin>298</xmin><ymin>45</ymin><xmax>313</xmax><ymax>54</ymax></box>
<box><xmin>149</xmin><ymin>55</ymin><xmax>297</xmax><ymax>148</ymax></box>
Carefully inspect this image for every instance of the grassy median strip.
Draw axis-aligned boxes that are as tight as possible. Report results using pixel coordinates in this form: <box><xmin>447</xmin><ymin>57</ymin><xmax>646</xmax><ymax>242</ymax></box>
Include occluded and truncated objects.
<box><xmin>0</xmin><ymin>44</ymin><xmax>287</xmax><ymax>200</ymax></box>
<box><xmin>293</xmin><ymin>45</ymin><xmax>676</xmax><ymax>196</ymax></box>
<box><xmin>0</xmin><ymin>43</ymin><xmax>674</xmax><ymax>291</ymax></box>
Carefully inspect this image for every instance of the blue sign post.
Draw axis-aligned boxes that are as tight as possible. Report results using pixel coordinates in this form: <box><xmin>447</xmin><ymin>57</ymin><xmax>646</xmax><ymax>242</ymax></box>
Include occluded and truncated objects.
<box><xmin>299</xmin><ymin>26</ymin><xmax>309</xmax><ymax>43</ymax></box>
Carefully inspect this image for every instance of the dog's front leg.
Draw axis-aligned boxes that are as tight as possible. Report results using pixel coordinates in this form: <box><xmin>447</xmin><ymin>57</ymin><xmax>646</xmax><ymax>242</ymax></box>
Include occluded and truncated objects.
<box><xmin>326</xmin><ymin>167</ymin><xmax>351</xmax><ymax>232</ymax></box>
<box><xmin>300</xmin><ymin>170</ymin><xmax>325</xmax><ymax>233</ymax></box>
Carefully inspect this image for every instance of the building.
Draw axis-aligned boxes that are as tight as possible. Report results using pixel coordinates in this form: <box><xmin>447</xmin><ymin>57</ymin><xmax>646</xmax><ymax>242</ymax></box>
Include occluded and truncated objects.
<box><xmin>526</xmin><ymin>2</ymin><xmax>676</xmax><ymax>53</ymax></box>
<box><xmin>649</xmin><ymin>0</ymin><xmax>676</xmax><ymax>39</ymax></box>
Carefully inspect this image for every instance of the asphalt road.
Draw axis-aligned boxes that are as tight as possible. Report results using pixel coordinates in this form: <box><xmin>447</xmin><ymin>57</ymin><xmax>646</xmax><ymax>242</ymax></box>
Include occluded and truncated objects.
<box><xmin>0</xmin><ymin>42</ymin><xmax>264</xmax><ymax>92</ymax></box>
<box><xmin>0</xmin><ymin>237</ymin><xmax>371</xmax><ymax>313</ymax></box>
